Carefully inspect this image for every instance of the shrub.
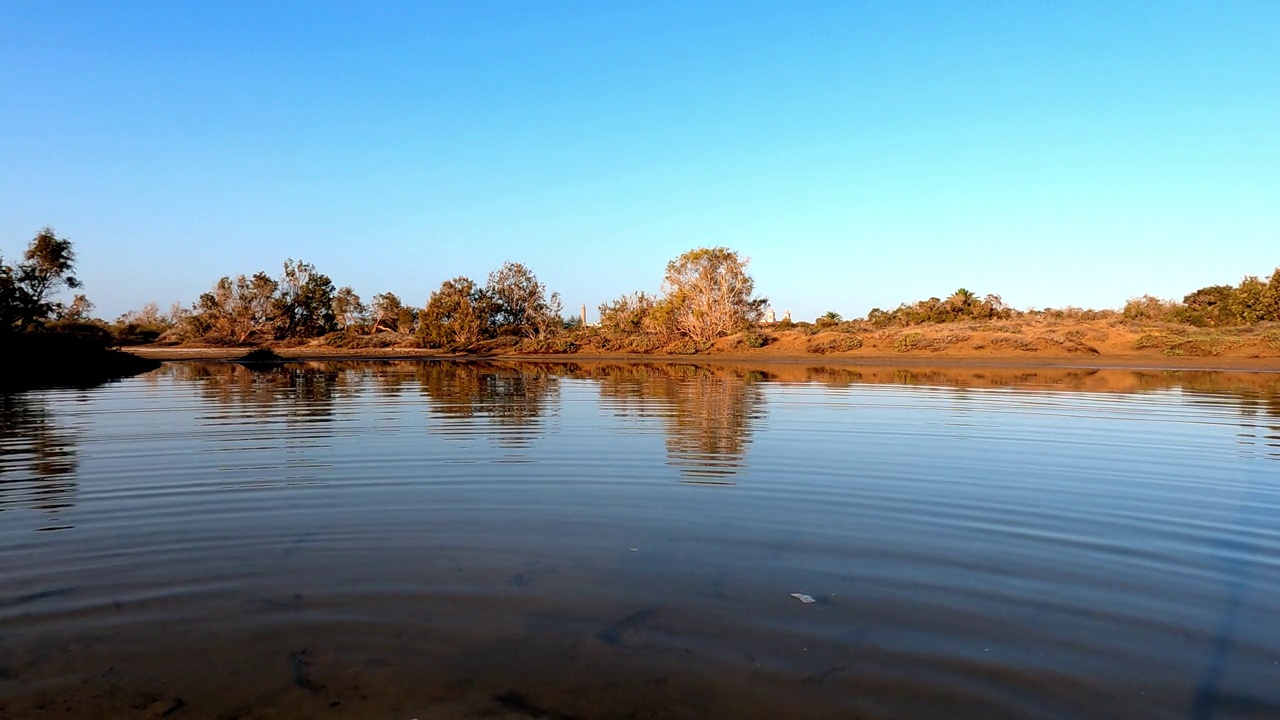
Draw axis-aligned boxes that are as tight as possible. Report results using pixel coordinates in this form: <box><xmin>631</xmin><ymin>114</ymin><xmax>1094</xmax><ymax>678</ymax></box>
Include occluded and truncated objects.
<box><xmin>664</xmin><ymin>338</ymin><xmax>705</xmax><ymax>355</ymax></box>
<box><xmin>1265</xmin><ymin>330</ymin><xmax>1280</xmax><ymax>350</ymax></box>
<box><xmin>1133</xmin><ymin>333</ymin><xmax>1173</xmax><ymax>350</ymax></box>
<box><xmin>892</xmin><ymin>332</ymin><xmax>925</xmax><ymax>353</ymax></box>
<box><xmin>741</xmin><ymin>328</ymin><xmax>773</xmax><ymax>348</ymax></box>
<box><xmin>517</xmin><ymin>337</ymin><xmax>580</xmax><ymax>354</ymax></box>
<box><xmin>806</xmin><ymin>333</ymin><xmax>863</xmax><ymax>354</ymax></box>
<box><xmin>991</xmin><ymin>335</ymin><xmax>1038</xmax><ymax>352</ymax></box>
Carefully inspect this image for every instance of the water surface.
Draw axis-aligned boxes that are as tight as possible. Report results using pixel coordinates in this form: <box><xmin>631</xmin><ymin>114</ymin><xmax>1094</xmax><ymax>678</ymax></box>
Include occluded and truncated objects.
<box><xmin>2</xmin><ymin>361</ymin><xmax>1279</xmax><ymax>719</ymax></box>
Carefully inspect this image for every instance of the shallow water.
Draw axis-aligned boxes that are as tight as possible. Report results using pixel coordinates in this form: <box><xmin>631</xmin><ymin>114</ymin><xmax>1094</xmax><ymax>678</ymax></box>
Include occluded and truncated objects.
<box><xmin>2</xmin><ymin>360</ymin><xmax>1279</xmax><ymax>719</ymax></box>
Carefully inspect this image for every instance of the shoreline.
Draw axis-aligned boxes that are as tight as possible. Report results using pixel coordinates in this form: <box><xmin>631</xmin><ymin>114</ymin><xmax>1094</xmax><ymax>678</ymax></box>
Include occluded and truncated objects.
<box><xmin>125</xmin><ymin>345</ymin><xmax>1280</xmax><ymax>373</ymax></box>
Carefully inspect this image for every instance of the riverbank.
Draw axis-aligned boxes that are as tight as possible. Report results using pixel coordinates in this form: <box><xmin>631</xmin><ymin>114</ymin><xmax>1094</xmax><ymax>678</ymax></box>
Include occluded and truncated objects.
<box><xmin>126</xmin><ymin>343</ymin><xmax>1280</xmax><ymax>373</ymax></box>
<box><xmin>3</xmin><ymin>332</ymin><xmax>162</xmax><ymax>392</ymax></box>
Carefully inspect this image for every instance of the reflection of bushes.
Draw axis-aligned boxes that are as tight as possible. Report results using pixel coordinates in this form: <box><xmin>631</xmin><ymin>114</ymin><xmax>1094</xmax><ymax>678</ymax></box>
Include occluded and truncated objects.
<box><xmin>806</xmin><ymin>333</ymin><xmax>862</xmax><ymax>354</ymax></box>
<box><xmin>0</xmin><ymin>393</ymin><xmax>79</xmax><ymax>515</ymax></box>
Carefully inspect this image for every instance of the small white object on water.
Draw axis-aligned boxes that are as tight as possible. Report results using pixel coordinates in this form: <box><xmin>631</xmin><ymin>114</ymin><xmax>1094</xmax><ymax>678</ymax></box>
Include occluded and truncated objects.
<box><xmin>790</xmin><ymin>593</ymin><xmax>816</xmax><ymax>604</ymax></box>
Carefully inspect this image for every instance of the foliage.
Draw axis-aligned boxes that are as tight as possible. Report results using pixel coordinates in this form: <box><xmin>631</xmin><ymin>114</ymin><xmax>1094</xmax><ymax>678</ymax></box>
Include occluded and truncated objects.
<box><xmin>806</xmin><ymin>333</ymin><xmax>863</xmax><ymax>353</ymax></box>
<box><xmin>112</xmin><ymin>301</ymin><xmax>176</xmax><ymax>345</ymax></box>
<box><xmin>661</xmin><ymin>247</ymin><xmax>767</xmax><ymax>344</ymax></box>
<box><xmin>274</xmin><ymin>259</ymin><xmax>337</xmax><ymax>338</ymax></box>
<box><xmin>740</xmin><ymin>328</ymin><xmax>773</xmax><ymax>348</ymax></box>
<box><xmin>1</xmin><ymin>227</ymin><xmax>83</xmax><ymax>332</ymax></box>
<box><xmin>597</xmin><ymin>292</ymin><xmax>676</xmax><ymax>347</ymax></box>
<box><xmin>893</xmin><ymin>332</ymin><xmax>926</xmax><ymax>352</ymax></box>
<box><xmin>868</xmin><ymin>289</ymin><xmax>1012</xmax><ymax>327</ymax></box>
<box><xmin>370</xmin><ymin>292</ymin><xmax>411</xmax><ymax>333</ymax></box>
<box><xmin>332</xmin><ymin>286</ymin><xmax>365</xmax><ymax>331</ymax></box>
<box><xmin>417</xmin><ymin>276</ymin><xmax>494</xmax><ymax>349</ymax></box>
<box><xmin>486</xmin><ymin>261</ymin><xmax>563</xmax><ymax>338</ymax></box>
<box><xmin>191</xmin><ymin>272</ymin><xmax>279</xmax><ymax>344</ymax></box>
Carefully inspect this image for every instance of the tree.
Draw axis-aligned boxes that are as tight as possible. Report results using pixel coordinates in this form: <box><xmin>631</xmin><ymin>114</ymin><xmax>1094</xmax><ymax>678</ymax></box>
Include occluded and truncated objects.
<box><xmin>1225</xmin><ymin>276</ymin><xmax>1268</xmax><ymax>324</ymax></box>
<box><xmin>332</xmin><ymin>286</ymin><xmax>366</xmax><ymax>331</ymax></box>
<box><xmin>370</xmin><ymin>292</ymin><xmax>406</xmax><ymax>333</ymax></box>
<box><xmin>0</xmin><ymin>254</ymin><xmax>17</xmax><ymax>331</ymax></box>
<box><xmin>274</xmin><ymin>259</ymin><xmax>337</xmax><ymax>338</ymax></box>
<box><xmin>1263</xmin><ymin>268</ymin><xmax>1280</xmax><ymax>322</ymax></box>
<box><xmin>486</xmin><ymin>261</ymin><xmax>562</xmax><ymax>338</ymax></box>
<box><xmin>60</xmin><ymin>294</ymin><xmax>94</xmax><ymax>321</ymax></box>
<box><xmin>947</xmin><ymin>288</ymin><xmax>976</xmax><ymax>312</ymax></box>
<box><xmin>418</xmin><ymin>277</ymin><xmax>493</xmax><ymax>348</ymax></box>
<box><xmin>661</xmin><ymin>247</ymin><xmax>767</xmax><ymax>344</ymax></box>
<box><xmin>191</xmin><ymin>272</ymin><xmax>279</xmax><ymax>343</ymax></box>
<box><xmin>2</xmin><ymin>227</ymin><xmax>83</xmax><ymax>331</ymax></box>
<box><xmin>1181</xmin><ymin>285</ymin><xmax>1235</xmax><ymax>326</ymax></box>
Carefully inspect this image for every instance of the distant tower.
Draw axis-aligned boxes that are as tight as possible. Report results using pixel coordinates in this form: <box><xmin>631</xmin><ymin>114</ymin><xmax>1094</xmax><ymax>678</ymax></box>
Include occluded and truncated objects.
<box><xmin>782</xmin><ymin>309</ymin><xmax>791</xmax><ymax>322</ymax></box>
<box><xmin>581</xmin><ymin>304</ymin><xmax>587</xmax><ymax>326</ymax></box>
<box><xmin>765</xmin><ymin>308</ymin><xmax>776</xmax><ymax>323</ymax></box>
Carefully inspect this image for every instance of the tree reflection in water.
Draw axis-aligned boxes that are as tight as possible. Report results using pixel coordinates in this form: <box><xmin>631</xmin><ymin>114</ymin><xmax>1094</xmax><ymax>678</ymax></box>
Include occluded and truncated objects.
<box><xmin>416</xmin><ymin>362</ymin><xmax>560</xmax><ymax>451</ymax></box>
<box><xmin>0</xmin><ymin>392</ymin><xmax>79</xmax><ymax>526</ymax></box>
<box><xmin>578</xmin><ymin>363</ymin><xmax>768</xmax><ymax>484</ymax></box>
<box><xmin>163</xmin><ymin>361</ymin><xmax>362</xmax><ymax>423</ymax></box>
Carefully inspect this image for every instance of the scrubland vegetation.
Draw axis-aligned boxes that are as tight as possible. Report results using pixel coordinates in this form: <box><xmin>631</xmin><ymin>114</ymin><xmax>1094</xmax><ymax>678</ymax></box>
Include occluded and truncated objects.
<box><xmin>6</xmin><ymin>226</ymin><xmax>1280</xmax><ymax>371</ymax></box>
<box><xmin>1</xmin><ymin>228</ymin><xmax>158</xmax><ymax>389</ymax></box>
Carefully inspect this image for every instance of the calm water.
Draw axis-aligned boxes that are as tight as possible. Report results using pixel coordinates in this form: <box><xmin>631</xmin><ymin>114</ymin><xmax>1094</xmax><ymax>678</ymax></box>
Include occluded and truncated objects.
<box><xmin>2</xmin><ymin>361</ymin><xmax>1279</xmax><ymax>719</ymax></box>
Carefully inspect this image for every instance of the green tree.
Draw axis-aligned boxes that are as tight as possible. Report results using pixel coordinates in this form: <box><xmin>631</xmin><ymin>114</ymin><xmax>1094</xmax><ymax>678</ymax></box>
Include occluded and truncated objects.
<box><xmin>418</xmin><ymin>277</ymin><xmax>493</xmax><ymax>349</ymax></box>
<box><xmin>274</xmin><ymin>259</ymin><xmax>336</xmax><ymax>338</ymax></box>
<box><xmin>2</xmin><ymin>227</ymin><xmax>83</xmax><ymax>331</ymax></box>
<box><xmin>1225</xmin><ymin>276</ymin><xmax>1268</xmax><ymax>324</ymax></box>
<box><xmin>486</xmin><ymin>261</ymin><xmax>563</xmax><ymax>338</ymax></box>
<box><xmin>370</xmin><ymin>292</ymin><xmax>407</xmax><ymax>333</ymax></box>
<box><xmin>1262</xmin><ymin>268</ymin><xmax>1280</xmax><ymax>322</ymax></box>
<box><xmin>332</xmin><ymin>286</ymin><xmax>366</xmax><ymax>331</ymax></box>
<box><xmin>947</xmin><ymin>288</ymin><xmax>976</xmax><ymax>313</ymax></box>
<box><xmin>661</xmin><ymin>247</ymin><xmax>767</xmax><ymax>344</ymax></box>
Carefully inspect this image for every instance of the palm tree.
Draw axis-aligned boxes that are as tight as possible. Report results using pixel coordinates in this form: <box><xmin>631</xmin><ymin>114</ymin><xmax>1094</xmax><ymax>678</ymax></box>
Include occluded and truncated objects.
<box><xmin>821</xmin><ymin>311</ymin><xmax>843</xmax><ymax>322</ymax></box>
<box><xmin>948</xmin><ymin>288</ymin><xmax>976</xmax><ymax>310</ymax></box>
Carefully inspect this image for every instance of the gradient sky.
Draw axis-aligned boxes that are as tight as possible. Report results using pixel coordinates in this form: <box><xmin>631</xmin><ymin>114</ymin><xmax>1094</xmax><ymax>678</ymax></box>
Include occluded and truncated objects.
<box><xmin>2</xmin><ymin>1</ymin><xmax>1277</xmax><ymax>321</ymax></box>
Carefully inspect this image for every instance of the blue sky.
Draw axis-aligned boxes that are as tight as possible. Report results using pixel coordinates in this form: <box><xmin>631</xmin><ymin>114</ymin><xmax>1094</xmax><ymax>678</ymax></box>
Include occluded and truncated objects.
<box><xmin>1</xmin><ymin>1</ymin><xmax>1276</xmax><ymax>321</ymax></box>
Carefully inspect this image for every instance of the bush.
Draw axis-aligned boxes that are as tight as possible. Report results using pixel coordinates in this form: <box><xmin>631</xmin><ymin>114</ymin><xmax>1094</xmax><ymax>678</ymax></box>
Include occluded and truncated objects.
<box><xmin>1133</xmin><ymin>333</ymin><xmax>1173</xmax><ymax>350</ymax></box>
<box><xmin>664</xmin><ymin>338</ymin><xmax>706</xmax><ymax>355</ymax></box>
<box><xmin>991</xmin><ymin>335</ymin><xmax>1039</xmax><ymax>352</ymax></box>
<box><xmin>892</xmin><ymin>332</ymin><xmax>925</xmax><ymax>353</ymax></box>
<box><xmin>1265</xmin><ymin>330</ymin><xmax>1280</xmax><ymax>350</ymax></box>
<box><xmin>516</xmin><ymin>337</ymin><xmax>580</xmax><ymax>354</ymax></box>
<box><xmin>806</xmin><ymin>333</ymin><xmax>863</xmax><ymax>354</ymax></box>
<box><xmin>741</xmin><ymin>328</ymin><xmax>773</xmax><ymax>348</ymax></box>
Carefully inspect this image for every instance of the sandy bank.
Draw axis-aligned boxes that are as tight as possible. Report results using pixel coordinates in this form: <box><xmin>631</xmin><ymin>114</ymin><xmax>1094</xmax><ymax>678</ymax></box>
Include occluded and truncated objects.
<box><xmin>126</xmin><ymin>344</ymin><xmax>1280</xmax><ymax>373</ymax></box>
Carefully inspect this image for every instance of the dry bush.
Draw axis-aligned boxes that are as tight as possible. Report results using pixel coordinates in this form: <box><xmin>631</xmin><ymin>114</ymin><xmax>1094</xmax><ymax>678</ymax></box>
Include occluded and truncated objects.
<box><xmin>806</xmin><ymin>333</ymin><xmax>863</xmax><ymax>354</ymax></box>
<box><xmin>516</xmin><ymin>337</ymin><xmax>579</xmax><ymax>354</ymax></box>
<box><xmin>892</xmin><ymin>332</ymin><xmax>926</xmax><ymax>353</ymax></box>
<box><xmin>740</xmin><ymin>328</ymin><xmax>773</xmax><ymax>348</ymax></box>
<box><xmin>991</xmin><ymin>335</ymin><xmax>1038</xmax><ymax>352</ymax></box>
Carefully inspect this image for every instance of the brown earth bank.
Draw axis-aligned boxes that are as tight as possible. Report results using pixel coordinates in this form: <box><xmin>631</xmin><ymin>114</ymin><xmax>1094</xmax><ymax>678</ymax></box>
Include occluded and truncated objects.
<box><xmin>126</xmin><ymin>320</ymin><xmax>1280</xmax><ymax>373</ymax></box>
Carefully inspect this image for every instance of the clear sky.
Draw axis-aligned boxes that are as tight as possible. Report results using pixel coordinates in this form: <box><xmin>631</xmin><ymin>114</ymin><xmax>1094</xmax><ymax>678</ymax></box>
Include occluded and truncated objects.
<box><xmin>2</xmin><ymin>1</ymin><xmax>1277</xmax><ymax>321</ymax></box>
